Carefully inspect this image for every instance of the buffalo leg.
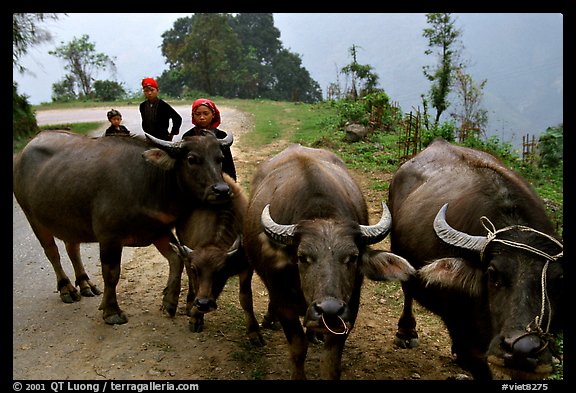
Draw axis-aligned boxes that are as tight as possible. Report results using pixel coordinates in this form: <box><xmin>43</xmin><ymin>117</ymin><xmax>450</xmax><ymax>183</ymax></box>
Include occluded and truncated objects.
<box><xmin>321</xmin><ymin>333</ymin><xmax>347</xmax><ymax>379</ymax></box>
<box><xmin>99</xmin><ymin>244</ymin><xmax>127</xmax><ymax>324</ymax></box>
<box><xmin>394</xmin><ymin>280</ymin><xmax>419</xmax><ymax>348</ymax></box>
<box><xmin>154</xmin><ymin>235</ymin><xmax>184</xmax><ymax>317</ymax></box>
<box><xmin>238</xmin><ymin>267</ymin><xmax>265</xmax><ymax>346</ymax></box>
<box><xmin>30</xmin><ymin>225</ymin><xmax>80</xmax><ymax>303</ymax></box>
<box><xmin>64</xmin><ymin>241</ymin><xmax>102</xmax><ymax>297</ymax></box>
<box><xmin>443</xmin><ymin>311</ymin><xmax>493</xmax><ymax>379</ymax></box>
<box><xmin>278</xmin><ymin>311</ymin><xmax>308</xmax><ymax>379</ymax></box>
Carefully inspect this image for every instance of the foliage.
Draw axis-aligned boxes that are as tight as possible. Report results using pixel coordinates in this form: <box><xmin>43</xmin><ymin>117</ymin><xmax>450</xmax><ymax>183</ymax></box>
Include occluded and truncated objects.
<box><xmin>93</xmin><ymin>80</ymin><xmax>127</xmax><ymax>102</ymax></box>
<box><xmin>422</xmin><ymin>13</ymin><xmax>463</xmax><ymax>125</ymax></box>
<box><xmin>51</xmin><ymin>75</ymin><xmax>77</xmax><ymax>102</ymax></box>
<box><xmin>48</xmin><ymin>34</ymin><xmax>116</xmax><ymax>98</ymax></box>
<box><xmin>13</xmin><ymin>13</ymin><xmax>59</xmax><ymax>74</ymax></box>
<box><xmin>537</xmin><ymin>124</ymin><xmax>563</xmax><ymax>169</ymax></box>
<box><xmin>450</xmin><ymin>66</ymin><xmax>488</xmax><ymax>140</ymax></box>
<box><xmin>159</xmin><ymin>13</ymin><xmax>322</xmax><ymax>102</ymax></box>
<box><xmin>13</xmin><ymin>82</ymin><xmax>39</xmax><ymax>141</ymax></box>
<box><xmin>340</xmin><ymin>44</ymin><xmax>380</xmax><ymax>100</ymax></box>
<box><xmin>421</xmin><ymin>120</ymin><xmax>456</xmax><ymax>146</ymax></box>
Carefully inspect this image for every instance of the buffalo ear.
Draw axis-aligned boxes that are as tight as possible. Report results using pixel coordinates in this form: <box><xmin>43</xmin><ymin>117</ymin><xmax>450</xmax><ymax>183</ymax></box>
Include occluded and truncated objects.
<box><xmin>361</xmin><ymin>249</ymin><xmax>415</xmax><ymax>282</ymax></box>
<box><xmin>142</xmin><ymin>149</ymin><xmax>176</xmax><ymax>170</ymax></box>
<box><xmin>418</xmin><ymin>258</ymin><xmax>483</xmax><ymax>296</ymax></box>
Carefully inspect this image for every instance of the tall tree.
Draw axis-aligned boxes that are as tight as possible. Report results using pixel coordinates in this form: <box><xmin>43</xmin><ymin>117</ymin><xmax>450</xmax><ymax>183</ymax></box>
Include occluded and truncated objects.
<box><xmin>160</xmin><ymin>13</ymin><xmax>322</xmax><ymax>102</ymax></box>
<box><xmin>161</xmin><ymin>13</ymin><xmax>245</xmax><ymax>97</ymax></box>
<box><xmin>13</xmin><ymin>13</ymin><xmax>59</xmax><ymax>74</ymax></box>
<box><xmin>450</xmin><ymin>67</ymin><xmax>488</xmax><ymax>141</ymax></box>
<box><xmin>340</xmin><ymin>44</ymin><xmax>380</xmax><ymax>100</ymax></box>
<box><xmin>422</xmin><ymin>13</ymin><xmax>462</xmax><ymax>126</ymax></box>
<box><xmin>49</xmin><ymin>34</ymin><xmax>116</xmax><ymax>97</ymax></box>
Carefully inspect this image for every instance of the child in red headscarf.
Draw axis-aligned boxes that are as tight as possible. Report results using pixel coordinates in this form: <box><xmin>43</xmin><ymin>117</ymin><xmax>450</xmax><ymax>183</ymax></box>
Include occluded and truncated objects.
<box><xmin>182</xmin><ymin>98</ymin><xmax>237</xmax><ymax>181</ymax></box>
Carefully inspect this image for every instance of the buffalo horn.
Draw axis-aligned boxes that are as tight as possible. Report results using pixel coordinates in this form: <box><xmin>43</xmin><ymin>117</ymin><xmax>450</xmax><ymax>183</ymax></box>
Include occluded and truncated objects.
<box><xmin>219</xmin><ymin>130</ymin><xmax>233</xmax><ymax>147</ymax></box>
<box><xmin>226</xmin><ymin>235</ymin><xmax>242</xmax><ymax>256</ymax></box>
<box><xmin>433</xmin><ymin>203</ymin><xmax>486</xmax><ymax>252</ymax></box>
<box><xmin>261</xmin><ymin>204</ymin><xmax>296</xmax><ymax>246</ymax></box>
<box><xmin>359</xmin><ymin>202</ymin><xmax>393</xmax><ymax>245</ymax></box>
<box><xmin>144</xmin><ymin>132</ymin><xmax>181</xmax><ymax>155</ymax></box>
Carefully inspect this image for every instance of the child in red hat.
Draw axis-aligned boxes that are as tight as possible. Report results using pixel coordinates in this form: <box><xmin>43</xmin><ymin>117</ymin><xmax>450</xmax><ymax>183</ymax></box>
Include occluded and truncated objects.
<box><xmin>139</xmin><ymin>77</ymin><xmax>182</xmax><ymax>141</ymax></box>
<box><xmin>182</xmin><ymin>98</ymin><xmax>237</xmax><ymax>181</ymax></box>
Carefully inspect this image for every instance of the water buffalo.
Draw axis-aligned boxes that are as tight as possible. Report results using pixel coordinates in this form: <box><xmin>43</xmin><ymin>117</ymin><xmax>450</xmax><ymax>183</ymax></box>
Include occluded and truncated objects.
<box><xmin>172</xmin><ymin>173</ymin><xmax>264</xmax><ymax>346</ymax></box>
<box><xmin>243</xmin><ymin>144</ymin><xmax>415</xmax><ymax>379</ymax></box>
<box><xmin>388</xmin><ymin>138</ymin><xmax>563</xmax><ymax>379</ymax></box>
<box><xmin>13</xmin><ymin>129</ymin><xmax>233</xmax><ymax>325</ymax></box>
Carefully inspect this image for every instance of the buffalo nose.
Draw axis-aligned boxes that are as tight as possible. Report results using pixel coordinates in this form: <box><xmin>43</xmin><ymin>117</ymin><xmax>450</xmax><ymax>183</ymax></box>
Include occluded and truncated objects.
<box><xmin>194</xmin><ymin>298</ymin><xmax>216</xmax><ymax>312</ymax></box>
<box><xmin>314</xmin><ymin>298</ymin><xmax>345</xmax><ymax>316</ymax></box>
<box><xmin>212</xmin><ymin>183</ymin><xmax>230</xmax><ymax>196</ymax></box>
<box><xmin>506</xmin><ymin>334</ymin><xmax>543</xmax><ymax>357</ymax></box>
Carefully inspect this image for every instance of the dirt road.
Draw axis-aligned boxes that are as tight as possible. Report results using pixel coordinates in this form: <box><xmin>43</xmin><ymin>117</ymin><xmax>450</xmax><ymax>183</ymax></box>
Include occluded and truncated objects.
<box><xmin>13</xmin><ymin>105</ymin><xmax>474</xmax><ymax>382</ymax></box>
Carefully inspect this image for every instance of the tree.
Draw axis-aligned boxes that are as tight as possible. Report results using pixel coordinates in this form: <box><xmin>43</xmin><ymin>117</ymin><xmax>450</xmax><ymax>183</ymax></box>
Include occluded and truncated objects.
<box><xmin>340</xmin><ymin>44</ymin><xmax>380</xmax><ymax>100</ymax></box>
<box><xmin>450</xmin><ymin>67</ymin><xmax>488</xmax><ymax>142</ymax></box>
<box><xmin>13</xmin><ymin>13</ymin><xmax>60</xmax><ymax>139</ymax></box>
<box><xmin>422</xmin><ymin>13</ymin><xmax>463</xmax><ymax>126</ymax></box>
<box><xmin>13</xmin><ymin>13</ymin><xmax>59</xmax><ymax>74</ymax></box>
<box><xmin>49</xmin><ymin>34</ymin><xmax>116</xmax><ymax>98</ymax></box>
<box><xmin>160</xmin><ymin>13</ymin><xmax>321</xmax><ymax>102</ymax></box>
<box><xmin>161</xmin><ymin>13</ymin><xmax>245</xmax><ymax>97</ymax></box>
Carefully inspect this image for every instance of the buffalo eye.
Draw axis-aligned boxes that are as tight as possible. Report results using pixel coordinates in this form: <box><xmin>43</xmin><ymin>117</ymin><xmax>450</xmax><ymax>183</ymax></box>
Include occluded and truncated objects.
<box><xmin>187</xmin><ymin>154</ymin><xmax>202</xmax><ymax>165</ymax></box>
<box><xmin>487</xmin><ymin>265</ymin><xmax>501</xmax><ymax>287</ymax></box>
<box><xmin>345</xmin><ymin>254</ymin><xmax>359</xmax><ymax>265</ymax></box>
<box><xmin>297</xmin><ymin>253</ymin><xmax>311</xmax><ymax>265</ymax></box>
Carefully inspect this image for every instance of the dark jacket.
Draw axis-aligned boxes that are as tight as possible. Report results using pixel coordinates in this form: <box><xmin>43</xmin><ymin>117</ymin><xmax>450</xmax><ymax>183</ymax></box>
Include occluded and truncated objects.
<box><xmin>139</xmin><ymin>99</ymin><xmax>182</xmax><ymax>141</ymax></box>
<box><xmin>104</xmin><ymin>125</ymin><xmax>131</xmax><ymax>137</ymax></box>
<box><xmin>182</xmin><ymin>127</ymin><xmax>237</xmax><ymax>181</ymax></box>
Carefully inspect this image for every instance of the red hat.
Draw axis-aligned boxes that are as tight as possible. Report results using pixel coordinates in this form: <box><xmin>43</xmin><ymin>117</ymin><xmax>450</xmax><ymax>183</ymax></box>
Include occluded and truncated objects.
<box><xmin>192</xmin><ymin>98</ymin><xmax>221</xmax><ymax>128</ymax></box>
<box><xmin>142</xmin><ymin>77</ymin><xmax>158</xmax><ymax>90</ymax></box>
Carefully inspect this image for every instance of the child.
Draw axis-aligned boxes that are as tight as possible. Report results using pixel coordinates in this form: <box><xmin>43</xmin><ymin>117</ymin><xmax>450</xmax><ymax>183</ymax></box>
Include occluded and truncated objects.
<box><xmin>139</xmin><ymin>77</ymin><xmax>182</xmax><ymax>141</ymax></box>
<box><xmin>104</xmin><ymin>109</ymin><xmax>131</xmax><ymax>136</ymax></box>
<box><xmin>182</xmin><ymin>98</ymin><xmax>237</xmax><ymax>181</ymax></box>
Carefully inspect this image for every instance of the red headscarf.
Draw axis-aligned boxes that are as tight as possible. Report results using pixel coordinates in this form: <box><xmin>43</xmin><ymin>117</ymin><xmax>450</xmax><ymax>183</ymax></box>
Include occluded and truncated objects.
<box><xmin>141</xmin><ymin>77</ymin><xmax>158</xmax><ymax>90</ymax></box>
<box><xmin>192</xmin><ymin>98</ymin><xmax>221</xmax><ymax>128</ymax></box>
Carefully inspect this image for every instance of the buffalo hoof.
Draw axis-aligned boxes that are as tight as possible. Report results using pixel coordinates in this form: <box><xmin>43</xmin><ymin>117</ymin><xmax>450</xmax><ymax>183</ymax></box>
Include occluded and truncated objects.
<box><xmin>103</xmin><ymin>311</ymin><xmax>128</xmax><ymax>325</ymax></box>
<box><xmin>60</xmin><ymin>288</ymin><xmax>81</xmax><ymax>303</ymax></box>
<box><xmin>189</xmin><ymin>318</ymin><xmax>204</xmax><ymax>333</ymax></box>
<box><xmin>394</xmin><ymin>336</ymin><xmax>419</xmax><ymax>349</ymax></box>
<box><xmin>248</xmin><ymin>332</ymin><xmax>266</xmax><ymax>347</ymax></box>
<box><xmin>261</xmin><ymin>314</ymin><xmax>281</xmax><ymax>331</ymax></box>
<box><xmin>162</xmin><ymin>301</ymin><xmax>177</xmax><ymax>317</ymax></box>
<box><xmin>80</xmin><ymin>286</ymin><xmax>101</xmax><ymax>297</ymax></box>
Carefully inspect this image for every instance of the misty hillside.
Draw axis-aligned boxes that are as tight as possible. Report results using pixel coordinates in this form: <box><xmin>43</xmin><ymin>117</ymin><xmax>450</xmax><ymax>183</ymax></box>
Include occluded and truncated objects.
<box><xmin>275</xmin><ymin>13</ymin><xmax>563</xmax><ymax>148</ymax></box>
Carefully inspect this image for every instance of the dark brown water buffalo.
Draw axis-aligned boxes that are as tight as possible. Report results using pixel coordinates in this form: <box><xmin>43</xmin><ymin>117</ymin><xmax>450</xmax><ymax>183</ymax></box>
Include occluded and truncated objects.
<box><xmin>243</xmin><ymin>144</ymin><xmax>415</xmax><ymax>379</ymax></box>
<box><xmin>172</xmin><ymin>173</ymin><xmax>264</xmax><ymax>346</ymax></box>
<box><xmin>13</xmin><ymin>129</ymin><xmax>233</xmax><ymax>325</ymax></box>
<box><xmin>388</xmin><ymin>138</ymin><xmax>563</xmax><ymax>380</ymax></box>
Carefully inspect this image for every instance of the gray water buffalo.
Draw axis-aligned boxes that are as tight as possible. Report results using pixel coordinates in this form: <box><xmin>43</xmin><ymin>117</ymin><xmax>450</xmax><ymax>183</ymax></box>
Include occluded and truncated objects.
<box><xmin>243</xmin><ymin>144</ymin><xmax>415</xmax><ymax>379</ymax></box>
<box><xmin>388</xmin><ymin>138</ymin><xmax>563</xmax><ymax>379</ymax></box>
<box><xmin>172</xmin><ymin>173</ymin><xmax>264</xmax><ymax>346</ymax></box>
<box><xmin>13</xmin><ymin>129</ymin><xmax>233</xmax><ymax>325</ymax></box>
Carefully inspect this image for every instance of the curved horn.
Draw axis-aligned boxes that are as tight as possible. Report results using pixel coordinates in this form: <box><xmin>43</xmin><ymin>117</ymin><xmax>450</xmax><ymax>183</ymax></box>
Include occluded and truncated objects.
<box><xmin>144</xmin><ymin>132</ymin><xmax>182</xmax><ymax>157</ymax></box>
<box><xmin>226</xmin><ymin>235</ymin><xmax>242</xmax><ymax>256</ymax></box>
<box><xmin>261</xmin><ymin>204</ymin><xmax>296</xmax><ymax>246</ymax></box>
<box><xmin>359</xmin><ymin>202</ymin><xmax>393</xmax><ymax>245</ymax></box>
<box><xmin>219</xmin><ymin>130</ymin><xmax>233</xmax><ymax>147</ymax></box>
<box><xmin>433</xmin><ymin>203</ymin><xmax>486</xmax><ymax>252</ymax></box>
<box><xmin>144</xmin><ymin>132</ymin><xmax>178</xmax><ymax>148</ymax></box>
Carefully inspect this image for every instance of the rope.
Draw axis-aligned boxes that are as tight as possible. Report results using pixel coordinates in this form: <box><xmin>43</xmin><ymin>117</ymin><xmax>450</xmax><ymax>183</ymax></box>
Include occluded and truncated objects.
<box><xmin>477</xmin><ymin>217</ymin><xmax>562</xmax><ymax>339</ymax></box>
